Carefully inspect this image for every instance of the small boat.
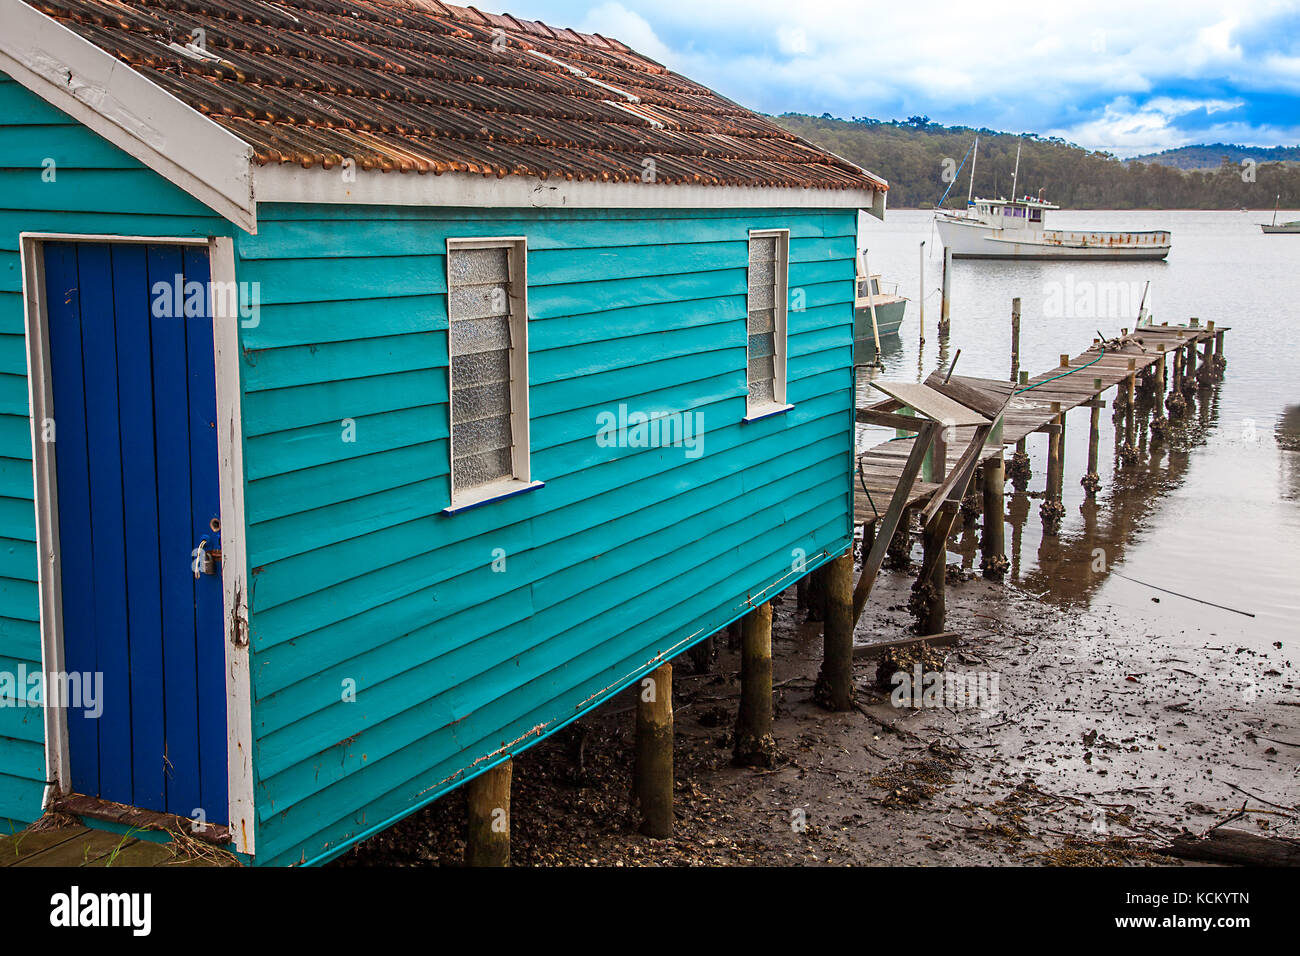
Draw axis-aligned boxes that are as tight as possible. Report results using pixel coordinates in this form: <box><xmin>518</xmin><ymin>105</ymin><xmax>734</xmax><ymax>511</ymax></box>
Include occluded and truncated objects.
<box><xmin>854</xmin><ymin>252</ymin><xmax>906</xmax><ymax>359</ymax></box>
<box><xmin>936</xmin><ymin>195</ymin><xmax>1172</xmax><ymax>259</ymax></box>
<box><xmin>935</xmin><ymin>139</ymin><xmax>1170</xmax><ymax>260</ymax></box>
<box><xmin>1261</xmin><ymin>196</ymin><xmax>1300</xmax><ymax>233</ymax></box>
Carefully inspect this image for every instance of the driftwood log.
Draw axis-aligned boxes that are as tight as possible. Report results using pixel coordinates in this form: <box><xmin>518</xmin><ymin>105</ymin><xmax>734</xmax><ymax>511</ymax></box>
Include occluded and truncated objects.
<box><xmin>1164</xmin><ymin>827</ymin><xmax>1300</xmax><ymax>866</ymax></box>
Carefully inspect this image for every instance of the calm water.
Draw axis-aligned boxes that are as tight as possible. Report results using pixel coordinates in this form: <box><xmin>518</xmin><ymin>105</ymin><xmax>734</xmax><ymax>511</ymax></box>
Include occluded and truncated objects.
<box><xmin>855</xmin><ymin>209</ymin><xmax>1300</xmax><ymax>649</ymax></box>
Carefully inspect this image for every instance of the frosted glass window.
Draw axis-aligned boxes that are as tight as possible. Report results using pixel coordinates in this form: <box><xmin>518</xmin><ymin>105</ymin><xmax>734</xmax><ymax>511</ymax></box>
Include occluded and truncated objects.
<box><xmin>746</xmin><ymin>230</ymin><xmax>789</xmax><ymax>414</ymax></box>
<box><xmin>447</xmin><ymin>239</ymin><xmax>529</xmax><ymax>502</ymax></box>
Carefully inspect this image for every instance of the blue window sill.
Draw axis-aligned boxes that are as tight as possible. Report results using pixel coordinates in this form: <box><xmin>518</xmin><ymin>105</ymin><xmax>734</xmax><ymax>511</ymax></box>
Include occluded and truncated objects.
<box><xmin>742</xmin><ymin>402</ymin><xmax>793</xmax><ymax>424</ymax></box>
<box><xmin>442</xmin><ymin>478</ymin><xmax>545</xmax><ymax>515</ymax></box>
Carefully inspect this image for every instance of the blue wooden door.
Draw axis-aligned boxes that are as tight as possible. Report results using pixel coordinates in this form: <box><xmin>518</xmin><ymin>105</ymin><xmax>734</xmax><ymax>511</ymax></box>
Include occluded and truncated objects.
<box><xmin>43</xmin><ymin>241</ymin><xmax>227</xmax><ymax>825</ymax></box>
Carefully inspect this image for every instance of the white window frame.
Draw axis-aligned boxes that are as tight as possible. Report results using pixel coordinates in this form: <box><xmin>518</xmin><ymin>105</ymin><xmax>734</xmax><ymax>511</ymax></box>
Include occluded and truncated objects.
<box><xmin>443</xmin><ymin>236</ymin><xmax>541</xmax><ymax>513</ymax></box>
<box><xmin>744</xmin><ymin>228</ymin><xmax>793</xmax><ymax>421</ymax></box>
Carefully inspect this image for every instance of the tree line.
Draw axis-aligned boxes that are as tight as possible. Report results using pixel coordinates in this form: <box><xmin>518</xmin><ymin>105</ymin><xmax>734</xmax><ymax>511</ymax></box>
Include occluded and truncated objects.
<box><xmin>774</xmin><ymin>114</ymin><xmax>1300</xmax><ymax>210</ymax></box>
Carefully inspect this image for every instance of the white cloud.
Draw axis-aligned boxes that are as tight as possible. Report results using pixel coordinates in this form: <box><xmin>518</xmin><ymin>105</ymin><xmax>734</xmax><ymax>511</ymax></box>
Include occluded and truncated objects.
<box><xmin>776</xmin><ymin>25</ymin><xmax>811</xmax><ymax>57</ymax></box>
<box><xmin>578</xmin><ymin>2</ymin><xmax>672</xmax><ymax>63</ymax></box>
<box><xmin>511</xmin><ymin>0</ymin><xmax>1300</xmax><ymax>150</ymax></box>
<box><xmin>1049</xmin><ymin>96</ymin><xmax>1269</xmax><ymax>156</ymax></box>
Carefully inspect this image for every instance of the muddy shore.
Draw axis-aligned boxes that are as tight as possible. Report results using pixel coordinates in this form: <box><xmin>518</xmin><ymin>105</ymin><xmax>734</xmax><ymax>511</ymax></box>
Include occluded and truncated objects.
<box><xmin>338</xmin><ymin>552</ymin><xmax>1297</xmax><ymax>867</ymax></box>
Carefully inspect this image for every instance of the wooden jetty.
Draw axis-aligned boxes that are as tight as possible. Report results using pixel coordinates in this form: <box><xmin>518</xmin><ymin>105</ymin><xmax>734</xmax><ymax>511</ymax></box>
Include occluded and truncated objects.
<box><xmin>856</xmin><ymin>319</ymin><xmax>1225</xmax><ymax>527</ymax></box>
<box><xmin>850</xmin><ymin>318</ymin><xmax>1228</xmax><ymax>632</ymax></box>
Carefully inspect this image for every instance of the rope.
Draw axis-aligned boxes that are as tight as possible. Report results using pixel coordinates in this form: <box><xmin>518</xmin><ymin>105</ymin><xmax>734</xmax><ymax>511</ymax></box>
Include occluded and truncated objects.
<box><xmin>857</xmin><ymin>460</ymin><xmax>879</xmax><ymax>518</ymax></box>
<box><xmin>935</xmin><ymin>140</ymin><xmax>976</xmax><ymax>209</ymax></box>
<box><xmin>1110</xmin><ymin>570</ymin><xmax>1256</xmax><ymax>617</ymax></box>
<box><xmin>1014</xmin><ymin>346</ymin><xmax>1107</xmax><ymax>395</ymax></box>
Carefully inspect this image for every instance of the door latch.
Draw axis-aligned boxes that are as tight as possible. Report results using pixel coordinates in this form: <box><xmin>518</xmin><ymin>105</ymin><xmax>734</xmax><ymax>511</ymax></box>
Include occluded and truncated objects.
<box><xmin>193</xmin><ymin>539</ymin><xmax>222</xmax><ymax>578</ymax></box>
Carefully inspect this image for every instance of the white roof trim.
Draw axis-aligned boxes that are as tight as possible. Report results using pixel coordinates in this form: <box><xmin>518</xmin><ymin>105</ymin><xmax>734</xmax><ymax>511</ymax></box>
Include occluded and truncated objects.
<box><xmin>0</xmin><ymin>0</ymin><xmax>257</xmax><ymax>233</ymax></box>
<box><xmin>254</xmin><ymin>162</ymin><xmax>886</xmax><ymax>213</ymax></box>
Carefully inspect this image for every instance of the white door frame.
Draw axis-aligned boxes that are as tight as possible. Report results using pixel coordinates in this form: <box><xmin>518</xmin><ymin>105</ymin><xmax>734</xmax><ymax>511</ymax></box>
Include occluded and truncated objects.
<box><xmin>18</xmin><ymin>232</ymin><xmax>255</xmax><ymax>856</ymax></box>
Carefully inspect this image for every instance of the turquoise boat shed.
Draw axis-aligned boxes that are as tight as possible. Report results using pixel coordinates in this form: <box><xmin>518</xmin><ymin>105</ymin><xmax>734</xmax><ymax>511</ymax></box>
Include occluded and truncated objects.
<box><xmin>0</xmin><ymin>0</ymin><xmax>887</xmax><ymax>865</ymax></box>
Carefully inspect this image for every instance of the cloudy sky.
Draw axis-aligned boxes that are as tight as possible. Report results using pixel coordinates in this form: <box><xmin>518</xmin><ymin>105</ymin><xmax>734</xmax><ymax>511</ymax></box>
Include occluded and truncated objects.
<box><xmin>497</xmin><ymin>0</ymin><xmax>1300</xmax><ymax>156</ymax></box>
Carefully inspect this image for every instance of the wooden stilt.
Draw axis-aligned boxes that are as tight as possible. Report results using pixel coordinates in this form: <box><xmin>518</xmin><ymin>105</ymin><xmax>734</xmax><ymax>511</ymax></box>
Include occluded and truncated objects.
<box><xmin>1084</xmin><ymin>378</ymin><xmax>1101</xmax><ymax>496</ymax></box>
<box><xmin>687</xmin><ymin>636</ymin><xmax>713</xmax><ymax>674</ymax></box>
<box><xmin>940</xmin><ymin>247</ymin><xmax>952</xmax><ymax>335</ymax></box>
<box><xmin>980</xmin><ymin>451</ymin><xmax>1006</xmax><ymax>577</ymax></box>
<box><xmin>1044</xmin><ymin>403</ymin><xmax>1062</xmax><ymax>495</ymax></box>
<box><xmin>734</xmin><ymin>601</ymin><xmax>775</xmax><ymax>768</ymax></box>
<box><xmin>1155</xmin><ymin>345</ymin><xmax>1166</xmax><ymax>398</ymax></box>
<box><xmin>635</xmin><ymin>662</ymin><xmax>673</xmax><ymax>838</ymax></box>
<box><xmin>920</xmin><ymin>507</ymin><xmax>948</xmax><ymax>632</ymax></box>
<box><xmin>1010</xmin><ymin>297</ymin><xmax>1021</xmax><ymax>382</ymax></box>
<box><xmin>465</xmin><ymin>760</ymin><xmax>511</xmax><ymax>867</ymax></box>
<box><xmin>815</xmin><ymin>550</ymin><xmax>855</xmax><ymax>710</ymax></box>
<box><xmin>806</xmin><ymin>563</ymin><xmax>828</xmax><ymax>622</ymax></box>
<box><xmin>1125</xmin><ymin>360</ymin><xmax>1137</xmax><ymax>447</ymax></box>
<box><xmin>1056</xmin><ymin>407</ymin><xmax>1066</xmax><ymax>498</ymax></box>
<box><xmin>1041</xmin><ymin>402</ymin><xmax>1065</xmax><ymax>533</ymax></box>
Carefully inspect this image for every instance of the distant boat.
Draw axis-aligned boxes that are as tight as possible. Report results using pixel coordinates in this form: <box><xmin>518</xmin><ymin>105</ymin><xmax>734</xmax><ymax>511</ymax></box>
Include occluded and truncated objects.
<box><xmin>936</xmin><ymin>196</ymin><xmax>1172</xmax><ymax>260</ymax></box>
<box><xmin>854</xmin><ymin>251</ymin><xmax>905</xmax><ymax>359</ymax></box>
<box><xmin>935</xmin><ymin>139</ymin><xmax>1170</xmax><ymax>260</ymax></box>
<box><xmin>1262</xmin><ymin>195</ymin><xmax>1300</xmax><ymax>232</ymax></box>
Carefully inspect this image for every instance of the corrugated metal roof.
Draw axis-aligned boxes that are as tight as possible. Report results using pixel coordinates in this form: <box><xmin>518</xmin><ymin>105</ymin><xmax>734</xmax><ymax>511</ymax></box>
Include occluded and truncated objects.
<box><xmin>20</xmin><ymin>0</ymin><xmax>886</xmax><ymax>192</ymax></box>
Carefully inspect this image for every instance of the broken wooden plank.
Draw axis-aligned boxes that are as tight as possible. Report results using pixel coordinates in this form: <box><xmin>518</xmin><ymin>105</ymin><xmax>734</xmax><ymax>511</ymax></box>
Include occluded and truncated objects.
<box><xmin>869</xmin><ymin>381</ymin><xmax>990</xmax><ymax>428</ymax></box>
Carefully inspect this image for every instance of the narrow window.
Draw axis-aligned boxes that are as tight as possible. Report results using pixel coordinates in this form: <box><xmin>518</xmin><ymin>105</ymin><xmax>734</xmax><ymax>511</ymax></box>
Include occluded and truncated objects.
<box><xmin>745</xmin><ymin>228</ymin><xmax>790</xmax><ymax>418</ymax></box>
<box><xmin>445</xmin><ymin>237</ymin><xmax>533</xmax><ymax>510</ymax></box>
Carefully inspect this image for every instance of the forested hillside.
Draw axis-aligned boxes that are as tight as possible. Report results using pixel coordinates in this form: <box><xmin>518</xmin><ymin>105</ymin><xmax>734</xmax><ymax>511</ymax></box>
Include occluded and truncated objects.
<box><xmin>1129</xmin><ymin>144</ymin><xmax>1300</xmax><ymax>170</ymax></box>
<box><xmin>774</xmin><ymin>114</ymin><xmax>1300</xmax><ymax>209</ymax></box>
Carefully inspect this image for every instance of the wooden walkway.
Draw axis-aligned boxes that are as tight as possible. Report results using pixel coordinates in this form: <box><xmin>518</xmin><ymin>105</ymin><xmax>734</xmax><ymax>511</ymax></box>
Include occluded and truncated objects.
<box><xmin>855</xmin><ymin>320</ymin><xmax>1225</xmax><ymax>525</ymax></box>
<box><xmin>0</xmin><ymin>825</ymin><xmax>237</xmax><ymax>867</ymax></box>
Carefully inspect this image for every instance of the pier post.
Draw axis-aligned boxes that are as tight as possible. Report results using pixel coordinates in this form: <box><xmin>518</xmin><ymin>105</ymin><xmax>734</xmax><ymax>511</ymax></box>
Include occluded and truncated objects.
<box><xmin>1010</xmin><ymin>297</ymin><xmax>1021</xmax><ymax>381</ymax></box>
<box><xmin>918</xmin><ymin>242</ymin><xmax>926</xmax><ymax>345</ymax></box>
<box><xmin>1041</xmin><ymin>402</ymin><xmax>1065</xmax><ymax>534</ymax></box>
<box><xmin>734</xmin><ymin>601</ymin><xmax>776</xmax><ymax>768</ymax></box>
<box><xmin>466</xmin><ymin>759</ymin><xmax>512</xmax><ymax>867</ymax></box>
<box><xmin>815</xmin><ymin>549</ymin><xmax>856</xmax><ymax>710</ymax></box>
<box><xmin>1184</xmin><ymin>339</ymin><xmax>1198</xmax><ymax>389</ymax></box>
<box><xmin>635</xmin><ymin>662</ymin><xmax>674</xmax><ymax>838</ymax></box>
<box><xmin>919</xmin><ymin>508</ymin><xmax>948</xmax><ymax>631</ymax></box>
<box><xmin>939</xmin><ymin>247</ymin><xmax>952</xmax><ymax>336</ymax></box>
<box><xmin>1155</xmin><ymin>345</ymin><xmax>1166</xmax><ymax>398</ymax></box>
<box><xmin>1166</xmin><ymin>341</ymin><xmax>1186</xmax><ymax>420</ymax></box>
<box><xmin>1009</xmin><ymin>371</ymin><xmax>1032</xmax><ymax>491</ymax></box>
<box><xmin>1083</xmin><ymin>378</ymin><xmax>1102</xmax><ymax>496</ymax></box>
<box><xmin>980</xmin><ymin>452</ymin><xmax>1007</xmax><ymax>578</ymax></box>
<box><xmin>1124</xmin><ymin>358</ymin><xmax>1137</xmax><ymax>447</ymax></box>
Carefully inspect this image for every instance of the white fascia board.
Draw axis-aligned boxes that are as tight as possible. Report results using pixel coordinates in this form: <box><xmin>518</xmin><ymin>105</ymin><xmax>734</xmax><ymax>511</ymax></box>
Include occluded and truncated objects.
<box><xmin>0</xmin><ymin>0</ymin><xmax>257</xmax><ymax>233</ymax></box>
<box><xmin>254</xmin><ymin>162</ymin><xmax>885</xmax><ymax>212</ymax></box>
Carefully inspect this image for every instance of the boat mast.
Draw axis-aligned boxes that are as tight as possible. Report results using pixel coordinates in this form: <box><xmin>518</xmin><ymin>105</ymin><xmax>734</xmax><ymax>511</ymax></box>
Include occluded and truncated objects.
<box><xmin>1010</xmin><ymin>141</ymin><xmax>1022</xmax><ymax>201</ymax></box>
<box><xmin>967</xmin><ymin>136</ymin><xmax>979</xmax><ymax>206</ymax></box>
<box><xmin>1274</xmin><ymin>193</ymin><xmax>1280</xmax><ymax>227</ymax></box>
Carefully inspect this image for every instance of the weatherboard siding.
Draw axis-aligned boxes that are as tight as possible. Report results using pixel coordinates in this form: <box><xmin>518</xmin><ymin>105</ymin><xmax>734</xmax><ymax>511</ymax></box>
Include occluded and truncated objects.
<box><xmin>0</xmin><ymin>71</ymin><xmax>859</xmax><ymax>862</ymax></box>
<box><xmin>238</xmin><ymin>204</ymin><xmax>857</xmax><ymax>865</ymax></box>
<box><xmin>0</xmin><ymin>71</ymin><xmax>231</xmax><ymax>824</ymax></box>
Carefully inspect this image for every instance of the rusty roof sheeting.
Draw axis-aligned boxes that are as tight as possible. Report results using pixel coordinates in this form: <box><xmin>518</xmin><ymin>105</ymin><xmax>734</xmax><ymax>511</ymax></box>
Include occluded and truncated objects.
<box><xmin>20</xmin><ymin>0</ymin><xmax>886</xmax><ymax>192</ymax></box>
